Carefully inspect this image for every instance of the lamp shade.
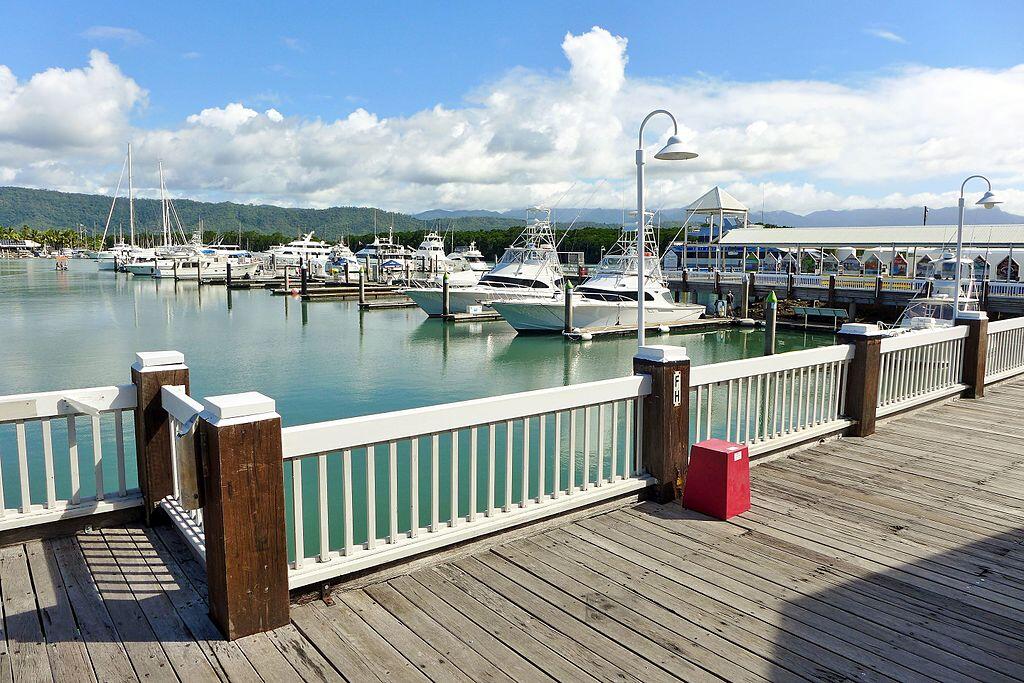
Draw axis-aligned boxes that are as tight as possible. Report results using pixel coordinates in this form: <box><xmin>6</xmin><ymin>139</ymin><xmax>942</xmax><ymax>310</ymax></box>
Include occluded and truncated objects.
<box><xmin>975</xmin><ymin>190</ymin><xmax>1003</xmax><ymax>209</ymax></box>
<box><xmin>653</xmin><ymin>135</ymin><xmax>698</xmax><ymax>161</ymax></box>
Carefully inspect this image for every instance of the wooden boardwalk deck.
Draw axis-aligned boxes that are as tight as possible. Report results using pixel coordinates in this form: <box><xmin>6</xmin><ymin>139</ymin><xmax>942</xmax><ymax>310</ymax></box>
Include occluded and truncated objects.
<box><xmin>3</xmin><ymin>378</ymin><xmax>1023</xmax><ymax>681</ymax></box>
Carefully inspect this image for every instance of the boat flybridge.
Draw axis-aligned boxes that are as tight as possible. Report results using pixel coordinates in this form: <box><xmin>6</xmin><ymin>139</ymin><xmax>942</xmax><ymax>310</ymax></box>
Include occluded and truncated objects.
<box><xmin>490</xmin><ymin>219</ymin><xmax>705</xmax><ymax>332</ymax></box>
<box><xmin>267</xmin><ymin>232</ymin><xmax>335</xmax><ymax>267</ymax></box>
<box><xmin>892</xmin><ymin>250</ymin><xmax>981</xmax><ymax>330</ymax></box>
<box><xmin>411</xmin><ymin>231</ymin><xmax>450</xmax><ymax>271</ymax></box>
<box><xmin>404</xmin><ymin>207</ymin><xmax>564</xmax><ymax>316</ymax></box>
<box><xmin>449</xmin><ymin>242</ymin><xmax>489</xmax><ymax>273</ymax></box>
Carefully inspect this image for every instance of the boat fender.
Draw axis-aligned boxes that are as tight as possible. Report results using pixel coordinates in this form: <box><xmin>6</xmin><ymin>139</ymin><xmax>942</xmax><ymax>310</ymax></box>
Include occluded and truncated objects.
<box><xmin>290</xmin><ymin>288</ymin><xmax>299</xmax><ymax>296</ymax></box>
<box><xmin>580</xmin><ymin>332</ymin><xmax>593</xmax><ymax>341</ymax></box>
<box><xmin>714</xmin><ymin>299</ymin><xmax>727</xmax><ymax>317</ymax></box>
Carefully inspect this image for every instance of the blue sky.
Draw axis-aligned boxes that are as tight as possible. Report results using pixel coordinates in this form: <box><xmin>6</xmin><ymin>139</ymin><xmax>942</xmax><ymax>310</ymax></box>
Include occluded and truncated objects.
<box><xmin>0</xmin><ymin>1</ymin><xmax>1022</xmax><ymax>212</ymax></box>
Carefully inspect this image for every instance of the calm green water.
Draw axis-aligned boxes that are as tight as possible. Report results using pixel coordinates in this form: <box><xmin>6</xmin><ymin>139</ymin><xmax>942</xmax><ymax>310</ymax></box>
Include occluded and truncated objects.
<box><xmin>2</xmin><ymin>258</ymin><xmax>833</xmax><ymax>558</ymax></box>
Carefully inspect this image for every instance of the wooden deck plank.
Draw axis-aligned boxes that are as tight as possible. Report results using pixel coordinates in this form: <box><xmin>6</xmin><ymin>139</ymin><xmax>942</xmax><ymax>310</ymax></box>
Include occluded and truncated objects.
<box><xmin>289</xmin><ymin>603</ymin><xmax>387</xmax><ymax>683</ymax></box>
<box><xmin>0</xmin><ymin>545</ymin><xmax>53</xmax><ymax>683</ymax></box>
<box><xmin>23</xmin><ymin>541</ymin><xmax>94</xmax><ymax>682</ymax></box>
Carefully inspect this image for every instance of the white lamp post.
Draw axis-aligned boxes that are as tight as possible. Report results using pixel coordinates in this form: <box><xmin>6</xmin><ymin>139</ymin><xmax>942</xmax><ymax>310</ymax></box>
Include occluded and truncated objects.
<box><xmin>953</xmin><ymin>175</ymin><xmax>1002</xmax><ymax>320</ymax></box>
<box><xmin>635</xmin><ymin>109</ymin><xmax>697</xmax><ymax>347</ymax></box>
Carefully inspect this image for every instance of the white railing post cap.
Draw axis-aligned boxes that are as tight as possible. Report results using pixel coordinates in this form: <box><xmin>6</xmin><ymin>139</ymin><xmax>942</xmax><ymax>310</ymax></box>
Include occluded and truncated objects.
<box><xmin>634</xmin><ymin>345</ymin><xmax>689</xmax><ymax>363</ymax></box>
<box><xmin>202</xmin><ymin>392</ymin><xmax>277</xmax><ymax>421</ymax></box>
<box><xmin>134</xmin><ymin>350</ymin><xmax>185</xmax><ymax>369</ymax></box>
<box><xmin>957</xmin><ymin>310</ymin><xmax>988</xmax><ymax>321</ymax></box>
<box><xmin>838</xmin><ymin>323</ymin><xmax>887</xmax><ymax>337</ymax></box>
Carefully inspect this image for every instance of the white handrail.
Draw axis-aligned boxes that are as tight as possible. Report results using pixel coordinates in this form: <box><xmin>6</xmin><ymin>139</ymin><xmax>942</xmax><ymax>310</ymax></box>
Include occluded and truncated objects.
<box><xmin>282</xmin><ymin>375</ymin><xmax>651</xmax><ymax>459</ymax></box>
<box><xmin>0</xmin><ymin>384</ymin><xmax>137</xmax><ymax>423</ymax></box>
<box><xmin>160</xmin><ymin>385</ymin><xmax>204</xmax><ymax>435</ymax></box>
<box><xmin>690</xmin><ymin>345</ymin><xmax>854</xmax><ymax>387</ymax></box>
<box><xmin>987</xmin><ymin>316</ymin><xmax>1024</xmax><ymax>333</ymax></box>
<box><xmin>879</xmin><ymin>325</ymin><xmax>968</xmax><ymax>353</ymax></box>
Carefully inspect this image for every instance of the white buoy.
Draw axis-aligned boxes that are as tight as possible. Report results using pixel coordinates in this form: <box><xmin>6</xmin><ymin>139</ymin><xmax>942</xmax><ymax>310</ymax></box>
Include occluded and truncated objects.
<box><xmin>580</xmin><ymin>332</ymin><xmax>593</xmax><ymax>341</ymax></box>
<box><xmin>658</xmin><ymin>325</ymin><xmax>670</xmax><ymax>333</ymax></box>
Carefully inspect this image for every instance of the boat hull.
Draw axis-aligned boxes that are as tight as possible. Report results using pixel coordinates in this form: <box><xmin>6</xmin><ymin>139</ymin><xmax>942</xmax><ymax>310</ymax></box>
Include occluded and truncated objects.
<box><xmin>405</xmin><ymin>286</ymin><xmax>557</xmax><ymax>316</ymax></box>
<box><xmin>491</xmin><ymin>299</ymin><xmax>705</xmax><ymax>332</ymax></box>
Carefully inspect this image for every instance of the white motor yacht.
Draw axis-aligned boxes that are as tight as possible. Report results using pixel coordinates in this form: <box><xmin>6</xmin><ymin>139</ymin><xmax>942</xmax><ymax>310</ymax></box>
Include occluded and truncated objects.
<box><xmin>404</xmin><ymin>207</ymin><xmax>563</xmax><ymax>316</ymax></box>
<box><xmin>267</xmin><ymin>232</ymin><xmax>335</xmax><ymax>268</ymax></box>
<box><xmin>411</xmin><ymin>231</ymin><xmax>450</xmax><ymax>272</ymax></box>
<box><xmin>448</xmin><ymin>242</ymin><xmax>489</xmax><ymax>273</ymax></box>
<box><xmin>354</xmin><ymin>229</ymin><xmax>415</xmax><ymax>270</ymax></box>
<box><xmin>311</xmin><ymin>242</ymin><xmax>361</xmax><ymax>278</ymax></box>
<box><xmin>490</xmin><ymin>221</ymin><xmax>705</xmax><ymax>332</ymax></box>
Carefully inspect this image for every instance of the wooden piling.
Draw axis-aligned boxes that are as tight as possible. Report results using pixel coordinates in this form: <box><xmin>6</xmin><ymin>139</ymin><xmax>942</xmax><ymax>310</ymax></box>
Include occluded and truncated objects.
<box><xmin>633</xmin><ymin>346</ymin><xmax>690</xmax><ymax>504</ymax></box>
<box><xmin>199</xmin><ymin>392</ymin><xmax>289</xmax><ymax>641</ymax></box>
<box><xmin>563</xmin><ymin>281</ymin><xmax>574</xmax><ymax>333</ymax></box>
<box><xmin>358</xmin><ymin>271</ymin><xmax>366</xmax><ymax>304</ymax></box>
<box><xmin>957</xmin><ymin>311</ymin><xmax>989</xmax><ymax>399</ymax></box>
<box><xmin>130</xmin><ymin>351</ymin><xmax>190</xmax><ymax>525</ymax></box>
<box><xmin>442</xmin><ymin>273</ymin><xmax>450</xmax><ymax>317</ymax></box>
<box><xmin>300</xmin><ymin>264</ymin><xmax>308</xmax><ymax>296</ymax></box>
<box><xmin>836</xmin><ymin>323</ymin><xmax>885</xmax><ymax>437</ymax></box>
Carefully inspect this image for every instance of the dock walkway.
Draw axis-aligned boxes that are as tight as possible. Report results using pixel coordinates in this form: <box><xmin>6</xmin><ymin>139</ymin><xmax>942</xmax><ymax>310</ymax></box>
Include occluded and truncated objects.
<box><xmin>3</xmin><ymin>378</ymin><xmax>1023</xmax><ymax>681</ymax></box>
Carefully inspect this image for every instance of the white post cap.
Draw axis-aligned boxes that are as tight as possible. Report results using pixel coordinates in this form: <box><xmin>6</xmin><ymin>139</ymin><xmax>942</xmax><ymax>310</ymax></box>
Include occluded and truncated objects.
<box><xmin>837</xmin><ymin>323</ymin><xmax>887</xmax><ymax>337</ymax></box>
<box><xmin>956</xmin><ymin>310</ymin><xmax>988</xmax><ymax>321</ymax></box>
<box><xmin>133</xmin><ymin>350</ymin><xmax>185</xmax><ymax>370</ymax></box>
<box><xmin>202</xmin><ymin>392</ymin><xmax>277</xmax><ymax>422</ymax></box>
<box><xmin>634</xmin><ymin>345</ymin><xmax>689</xmax><ymax>363</ymax></box>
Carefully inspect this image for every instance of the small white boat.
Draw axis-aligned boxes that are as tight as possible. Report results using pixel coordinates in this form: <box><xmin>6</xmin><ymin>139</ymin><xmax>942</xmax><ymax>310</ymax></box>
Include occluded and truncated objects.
<box><xmin>490</xmin><ymin>221</ymin><xmax>704</xmax><ymax>332</ymax></box>
<box><xmin>267</xmin><ymin>232</ymin><xmax>335</xmax><ymax>268</ymax></box>
<box><xmin>893</xmin><ymin>251</ymin><xmax>981</xmax><ymax>330</ymax></box>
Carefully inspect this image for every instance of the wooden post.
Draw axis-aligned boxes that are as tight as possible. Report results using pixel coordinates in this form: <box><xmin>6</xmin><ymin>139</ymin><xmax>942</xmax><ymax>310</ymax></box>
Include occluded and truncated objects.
<box><xmin>173</xmin><ymin>260</ymin><xmax>179</xmax><ymax>281</ymax></box>
<box><xmin>714</xmin><ymin>270</ymin><xmax>722</xmax><ymax>298</ymax></box>
<box><xmin>764</xmin><ymin>291</ymin><xmax>777</xmax><ymax>355</ymax></box>
<box><xmin>982</xmin><ymin>279</ymin><xmax>990</xmax><ymax>313</ymax></box>
<box><xmin>633</xmin><ymin>346</ymin><xmax>690</xmax><ymax>504</ymax></box>
<box><xmin>740</xmin><ymin>274</ymin><xmax>750</xmax><ymax>319</ymax></box>
<box><xmin>681</xmin><ymin>269</ymin><xmax>689</xmax><ymax>293</ymax></box>
<box><xmin>131</xmin><ymin>351</ymin><xmax>189</xmax><ymax>525</ymax></box>
<box><xmin>956</xmin><ymin>311</ymin><xmax>988</xmax><ymax>399</ymax></box>
<box><xmin>874</xmin><ymin>275</ymin><xmax>882</xmax><ymax>303</ymax></box>
<box><xmin>226</xmin><ymin>262</ymin><xmax>232</xmax><ymax>288</ymax></box>
<box><xmin>836</xmin><ymin>323</ymin><xmax>885</xmax><ymax>437</ymax></box>
<box><xmin>344</xmin><ymin>261</ymin><xmax>351</xmax><ymax>285</ymax></box>
<box><xmin>358</xmin><ymin>270</ymin><xmax>366</xmax><ymax>305</ymax></box>
<box><xmin>787</xmin><ymin>271</ymin><xmax>795</xmax><ymax>300</ymax></box>
<box><xmin>563</xmin><ymin>281</ymin><xmax>574</xmax><ymax>333</ymax></box>
<box><xmin>284</xmin><ymin>266</ymin><xmax>290</xmax><ymax>291</ymax></box>
<box><xmin>199</xmin><ymin>392</ymin><xmax>289</xmax><ymax>640</ymax></box>
<box><xmin>300</xmin><ymin>264</ymin><xmax>308</xmax><ymax>296</ymax></box>
<box><xmin>828</xmin><ymin>274</ymin><xmax>836</xmax><ymax>307</ymax></box>
<box><xmin>441</xmin><ymin>273</ymin><xmax>450</xmax><ymax>317</ymax></box>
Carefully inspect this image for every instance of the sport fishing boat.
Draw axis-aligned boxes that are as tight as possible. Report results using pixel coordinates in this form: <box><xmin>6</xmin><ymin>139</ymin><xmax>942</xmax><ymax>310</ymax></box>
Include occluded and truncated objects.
<box><xmin>490</xmin><ymin>220</ymin><xmax>704</xmax><ymax>332</ymax></box>
<box><xmin>404</xmin><ymin>207</ymin><xmax>563</xmax><ymax>316</ymax></box>
<box><xmin>448</xmin><ymin>242</ymin><xmax>489</xmax><ymax>273</ymax></box>
<box><xmin>354</xmin><ymin>228</ymin><xmax>415</xmax><ymax>269</ymax></box>
<box><xmin>266</xmin><ymin>232</ymin><xmax>335</xmax><ymax>268</ymax></box>
<box><xmin>892</xmin><ymin>250</ymin><xmax>981</xmax><ymax>330</ymax></box>
<box><xmin>410</xmin><ymin>231</ymin><xmax>451</xmax><ymax>272</ymax></box>
<box><xmin>311</xmin><ymin>242</ymin><xmax>360</xmax><ymax>278</ymax></box>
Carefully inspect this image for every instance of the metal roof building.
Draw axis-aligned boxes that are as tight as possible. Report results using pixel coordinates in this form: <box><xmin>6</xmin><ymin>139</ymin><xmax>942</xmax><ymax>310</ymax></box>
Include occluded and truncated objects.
<box><xmin>719</xmin><ymin>224</ymin><xmax>1024</xmax><ymax>248</ymax></box>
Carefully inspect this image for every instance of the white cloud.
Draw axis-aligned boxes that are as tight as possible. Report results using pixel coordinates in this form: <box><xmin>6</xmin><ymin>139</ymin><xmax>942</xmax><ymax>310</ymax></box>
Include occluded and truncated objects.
<box><xmin>865</xmin><ymin>28</ymin><xmax>907</xmax><ymax>44</ymax></box>
<box><xmin>181</xmin><ymin>51</ymin><xmax>201</xmax><ymax>60</ymax></box>
<box><xmin>281</xmin><ymin>36</ymin><xmax>304</xmax><ymax>52</ymax></box>
<box><xmin>1</xmin><ymin>29</ymin><xmax>1023</xmax><ymax>215</ymax></box>
<box><xmin>82</xmin><ymin>26</ymin><xmax>147</xmax><ymax>46</ymax></box>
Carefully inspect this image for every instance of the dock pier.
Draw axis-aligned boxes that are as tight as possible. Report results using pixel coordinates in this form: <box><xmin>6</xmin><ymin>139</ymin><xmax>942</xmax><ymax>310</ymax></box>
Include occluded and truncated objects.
<box><xmin>3</xmin><ymin>314</ymin><xmax>1023</xmax><ymax>678</ymax></box>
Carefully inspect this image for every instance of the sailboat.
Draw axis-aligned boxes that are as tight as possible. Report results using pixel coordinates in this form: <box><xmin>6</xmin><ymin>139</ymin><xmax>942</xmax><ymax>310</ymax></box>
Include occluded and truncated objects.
<box><xmin>123</xmin><ymin>161</ymin><xmax>194</xmax><ymax>276</ymax></box>
<box><xmin>490</xmin><ymin>216</ymin><xmax>704</xmax><ymax>332</ymax></box>
<box><xmin>96</xmin><ymin>144</ymin><xmax>138</xmax><ymax>270</ymax></box>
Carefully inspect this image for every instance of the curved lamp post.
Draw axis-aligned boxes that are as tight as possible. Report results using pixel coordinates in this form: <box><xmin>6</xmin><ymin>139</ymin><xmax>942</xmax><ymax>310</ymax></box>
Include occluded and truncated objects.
<box><xmin>635</xmin><ymin>110</ymin><xmax>697</xmax><ymax>347</ymax></box>
<box><xmin>953</xmin><ymin>175</ymin><xmax>1003</xmax><ymax>320</ymax></box>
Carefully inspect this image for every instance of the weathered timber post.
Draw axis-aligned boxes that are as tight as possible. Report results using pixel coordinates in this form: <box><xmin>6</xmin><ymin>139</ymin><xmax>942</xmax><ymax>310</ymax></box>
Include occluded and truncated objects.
<box><xmin>740</xmin><ymin>274</ymin><xmax>750</xmax><ymax>319</ymax></box>
<box><xmin>199</xmin><ymin>392</ymin><xmax>289</xmax><ymax>640</ymax></box>
<box><xmin>344</xmin><ymin>261</ymin><xmax>351</xmax><ymax>285</ymax></box>
<box><xmin>764</xmin><ymin>291</ymin><xmax>778</xmax><ymax>355</ymax></box>
<box><xmin>787</xmin><ymin>271</ymin><xmax>795</xmax><ymax>300</ymax></box>
<box><xmin>874</xmin><ymin>275</ymin><xmax>883</xmax><ymax>304</ymax></box>
<box><xmin>300</xmin><ymin>263</ymin><xmax>308</xmax><ymax>296</ymax></box>
<box><xmin>633</xmin><ymin>345</ymin><xmax>690</xmax><ymax>504</ymax></box>
<box><xmin>131</xmin><ymin>351</ymin><xmax>190</xmax><ymax>524</ymax></box>
<box><xmin>681</xmin><ymin>269</ymin><xmax>689</xmax><ymax>294</ymax></box>
<box><xmin>956</xmin><ymin>310</ymin><xmax>988</xmax><ymax>398</ymax></box>
<box><xmin>358</xmin><ymin>270</ymin><xmax>366</xmax><ymax>305</ymax></box>
<box><xmin>828</xmin><ymin>274</ymin><xmax>837</xmax><ymax>307</ymax></box>
<box><xmin>563</xmin><ymin>281</ymin><xmax>574</xmax><ymax>333</ymax></box>
<box><xmin>836</xmin><ymin>323</ymin><xmax>886</xmax><ymax>437</ymax></box>
<box><xmin>284</xmin><ymin>266</ymin><xmax>291</xmax><ymax>291</ymax></box>
<box><xmin>982</xmin><ymin>279</ymin><xmax>990</xmax><ymax>313</ymax></box>
<box><xmin>441</xmin><ymin>272</ymin><xmax>451</xmax><ymax>317</ymax></box>
<box><xmin>226</xmin><ymin>262</ymin><xmax>233</xmax><ymax>288</ymax></box>
<box><xmin>714</xmin><ymin>270</ymin><xmax>722</xmax><ymax>299</ymax></box>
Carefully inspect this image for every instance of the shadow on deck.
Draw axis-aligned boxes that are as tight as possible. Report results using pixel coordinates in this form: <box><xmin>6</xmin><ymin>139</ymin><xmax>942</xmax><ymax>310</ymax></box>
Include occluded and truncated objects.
<box><xmin>2</xmin><ymin>379</ymin><xmax>1023</xmax><ymax>681</ymax></box>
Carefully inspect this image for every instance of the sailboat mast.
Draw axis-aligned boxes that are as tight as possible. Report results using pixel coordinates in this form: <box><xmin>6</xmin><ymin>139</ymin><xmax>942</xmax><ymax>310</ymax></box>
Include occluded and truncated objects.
<box><xmin>127</xmin><ymin>143</ymin><xmax>135</xmax><ymax>247</ymax></box>
<box><xmin>159</xmin><ymin>160</ymin><xmax>169</xmax><ymax>247</ymax></box>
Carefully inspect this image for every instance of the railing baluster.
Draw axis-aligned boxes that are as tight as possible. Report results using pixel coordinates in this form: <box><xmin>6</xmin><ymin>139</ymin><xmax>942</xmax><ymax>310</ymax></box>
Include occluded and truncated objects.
<box><xmin>537</xmin><ymin>416</ymin><xmax>546</xmax><ymax>498</ymax></box>
<box><xmin>487</xmin><ymin>425</ymin><xmax>496</xmax><ymax>515</ymax></box>
<box><xmin>772</xmin><ymin>371</ymin><xmax>780</xmax><ymax>437</ymax></box>
<box><xmin>634</xmin><ymin>397</ymin><xmax>643</xmax><ymax>475</ymax></box>
<box><xmin>342</xmin><ymin>449</ymin><xmax>353</xmax><ymax>555</ymax></box>
<box><xmin>67</xmin><ymin>416</ymin><xmax>80</xmax><ymax>505</ymax></box>
<box><xmin>582</xmin><ymin>407</ymin><xmax>591</xmax><ymax>491</ymax></box>
<box><xmin>16</xmin><ymin>422</ymin><xmax>30</xmax><ymax>513</ymax></box>
<box><xmin>470</xmin><ymin>427</ymin><xmax>478</xmax><ymax>522</ymax></box>
<box><xmin>504</xmin><ymin>419</ymin><xmax>513</xmax><ymax>512</ymax></box>
<box><xmin>725</xmin><ymin>380</ymin><xmax>734</xmax><ymax>442</ymax></box>
<box><xmin>596</xmin><ymin>404</ymin><xmax>605</xmax><ymax>486</ymax></box>
<box><xmin>91</xmin><ymin>415</ymin><xmax>104</xmax><ymax>500</ymax></box>
<box><xmin>705</xmin><ymin>384</ymin><xmax>713</xmax><ymax>439</ymax></box>
<box><xmin>744</xmin><ymin>376</ymin><xmax>752</xmax><ymax>443</ymax></box>
<box><xmin>41</xmin><ymin>418</ymin><xmax>55</xmax><ymax>509</ymax></box>
<box><xmin>521</xmin><ymin>418</ymin><xmax>530</xmax><ymax>506</ymax></box>
<box><xmin>754</xmin><ymin>375</ymin><xmax>763</xmax><ymax>443</ymax></box>
<box><xmin>366</xmin><ymin>447</ymin><xmax>377</xmax><ymax>550</ymax></box>
<box><xmin>114</xmin><ymin>410</ymin><xmax>126</xmax><ymax>497</ymax></box>
<box><xmin>389</xmin><ymin>441</ymin><xmax>399</xmax><ymax>541</ymax></box>
<box><xmin>553</xmin><ymin>412</ymin><xmax>562</xmax><ymax>498</ymax></box>
<box><xmin>319</xmin><ymin>453</ymin><xmax>330</xmax><ymax>561</ymax></box>
<box><xmin>431</xmin><ymin>434</ymin><xmax>440</xmax><ymax>532</ymax></box>
<box><xmin>568</xmin><ymin>409</ymin><xmax>577</xmax><ymax>492</ymax></box>
<box><xmin>292</xmin><ymin>460</ymin><xmax>304</xmax><ymax>568</ymax></box>
<box><xmin>410</xmin><ymin>439</ymin><xmax>419</xmax><ymax>536</ymax></box>
<box><xmin>450</xmin><ymin>430</ymin><xmax>459</xmax><ymax>526</ymax></box>
<box><xmin>694</xmin><ymin>385</ymin><xmax>703</xmax><ymax>443</ymax></box>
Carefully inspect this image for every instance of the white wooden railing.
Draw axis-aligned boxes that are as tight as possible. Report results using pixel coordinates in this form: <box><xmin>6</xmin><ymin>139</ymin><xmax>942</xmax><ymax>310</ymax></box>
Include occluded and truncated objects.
<box><xmin>985</xmin><ymin>317</ymin><xmax>1024</xmax><ymax>382</ymax></box>
<box><xmin>0</xmin><ymin>384</ymin><xmax>139</xmax><ymax>531</ymax></box>
<box><xmin>987</xmin><ymin>282</ymin><xmax>1024</xmax><ymax>298</ymax></box>
<box><xmin>792</xmin><ymin>274</ymin><xmax>826</xmax><ymax>288</ymax></box>
<box><xmin>877</xmin><ymin>326</ymin><xmax>967</xmax><ymax>417</ymax></box>
<box><xmin>881</xmin><ymin>277</ymin><xmax>927</xmax><ymax>293</ymax></box>
<box><xmin>685</xmin><ymin>271</ymin><xmax>716</xmax><ymax>282</ymax></box>
<box><xmin>159</xmin><ymin>385</ymin><xmax>207</xmax><ymax>562</ymax></box>
<box><xmin>278</xmin><ymin>375</ymin><xmax>652</xmax><ymax>588</ymax></box>
<box><xmin>689</xmin><ymin>345</ymin><xmax>855</xmax><ymax>456</ymax></box>
<box><xmin>754</xmin><ymin>273</ymin><xmax>789</xmax><ymax>288</ymax></box>
<box><xmin>834</xmin><ymin>275</ymin><xmax>874</xmax><ymax>290</ymax></box>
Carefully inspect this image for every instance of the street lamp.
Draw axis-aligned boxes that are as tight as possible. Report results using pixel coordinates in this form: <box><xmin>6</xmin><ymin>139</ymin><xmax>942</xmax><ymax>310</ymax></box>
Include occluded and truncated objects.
<box><xmin>953</xmin><ymin>175</ymin><xmax>1003</xmax><ymax>320</ymax></box>
<box><xmin>635</xmin><ymin>109</ymin><xmax>697</xmax><ymax>347</ymax></box>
